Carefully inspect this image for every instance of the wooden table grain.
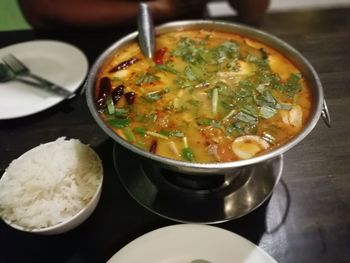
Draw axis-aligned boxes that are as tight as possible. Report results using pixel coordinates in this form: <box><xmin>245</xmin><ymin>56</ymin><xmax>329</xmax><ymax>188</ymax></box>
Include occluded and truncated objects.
<box><xmin>0</xmin><ymin>7</ymin><xmax>349</xmax><ymax>263</ymax></box>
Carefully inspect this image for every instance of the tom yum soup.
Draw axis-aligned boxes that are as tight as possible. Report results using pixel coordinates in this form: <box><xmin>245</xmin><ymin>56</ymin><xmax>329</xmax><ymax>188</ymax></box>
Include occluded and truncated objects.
<box><xmin>95</xmin><ymin>29</ymin><xmax>313</xmax><ymax>163</ymax></box>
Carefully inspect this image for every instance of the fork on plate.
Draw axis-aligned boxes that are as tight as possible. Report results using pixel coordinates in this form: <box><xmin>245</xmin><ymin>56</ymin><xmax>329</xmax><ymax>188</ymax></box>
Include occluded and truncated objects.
<box><xmin>2</xmin><ymin>54</ymin><xmax>76</xmax><ymax>99</ymax></box>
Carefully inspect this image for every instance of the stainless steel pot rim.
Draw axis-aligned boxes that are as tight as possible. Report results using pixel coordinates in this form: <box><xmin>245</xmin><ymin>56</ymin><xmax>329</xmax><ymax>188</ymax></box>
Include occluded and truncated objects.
<box><xmin>86</xmin><ymin>19</ymin><xmax>324</xmax><ymax>170</ymax></box>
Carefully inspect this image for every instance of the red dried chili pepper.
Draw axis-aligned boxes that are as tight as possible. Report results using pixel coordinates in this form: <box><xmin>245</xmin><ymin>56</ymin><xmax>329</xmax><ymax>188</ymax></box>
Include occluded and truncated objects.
<box><xmin>108</xmin><ymin>57</ymin><xmax>138</xmax><ymax>73</ymax></box>
<box><xmin>155</xmin><ymin>48</ymin><xmax>167</xmax><ymax>64</ymax></box>
<box><xmin>124</xmin><ymin>92</ymin><xmax>136</xmax><ymax>105</ymax></box>
<box><xmin>149</xmin><ymin>140</ymin><xmax>157</xmax><ymax>154</ymax></box>
<box><xmin>96</xmin><ymin>77</ymin><xmax>112</xmax><ymax>111</ymax></box>
<box><xmin>111</xmin><ymin>85</ymin><xmax>125</xmax><ymax>104</ymax></box>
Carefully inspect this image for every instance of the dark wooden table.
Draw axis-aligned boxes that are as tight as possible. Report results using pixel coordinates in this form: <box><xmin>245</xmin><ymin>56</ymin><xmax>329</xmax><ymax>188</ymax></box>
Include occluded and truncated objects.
<box><xmin>1</xmin><ymin>7</ymin><xmax>349</xmax><ymax>263</ymax></box>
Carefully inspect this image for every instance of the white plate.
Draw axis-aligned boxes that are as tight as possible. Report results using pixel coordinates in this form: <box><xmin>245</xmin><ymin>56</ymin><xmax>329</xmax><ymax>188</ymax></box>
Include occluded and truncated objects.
<box><xmin>107</xmin><ymin>224</ymin><xmax>277</xmax><ymax>263</ymax></box>
<box><xmin>0</xmin><ymin>40</ymin><xmax>88</xmax><ymax>120</ymax></box>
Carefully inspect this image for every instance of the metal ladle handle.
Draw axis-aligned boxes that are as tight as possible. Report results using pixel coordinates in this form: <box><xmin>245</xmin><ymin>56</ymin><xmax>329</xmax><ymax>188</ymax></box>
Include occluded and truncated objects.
<box><xmin>321</xmin><ymin>100</ymin><xmax>331</xmax><ymax>128</ymax></box>
<box><xmin>137</xmin><ymin>2</ymin><xmax>155</xmax><ymax>59</ymax></box>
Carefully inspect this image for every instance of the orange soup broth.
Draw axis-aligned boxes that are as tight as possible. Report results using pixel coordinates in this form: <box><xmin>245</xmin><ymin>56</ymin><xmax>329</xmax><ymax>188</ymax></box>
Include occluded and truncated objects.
<box><xmin>96</xmin><ymin>29</ymin><xmax>313</xmax><ymax>163</ymax></box>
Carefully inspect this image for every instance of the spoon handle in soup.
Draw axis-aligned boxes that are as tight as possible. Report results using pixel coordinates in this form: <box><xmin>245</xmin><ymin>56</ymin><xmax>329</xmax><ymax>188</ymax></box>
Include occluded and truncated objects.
<box><xmin>137</xmin><ymin>2</ymin><xmax>155</xmax><ymax>59</ymax></box>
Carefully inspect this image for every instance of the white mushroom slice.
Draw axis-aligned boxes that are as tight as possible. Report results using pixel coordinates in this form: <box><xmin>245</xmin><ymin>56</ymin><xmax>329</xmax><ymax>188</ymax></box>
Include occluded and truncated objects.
<box><xmin>279</xmin><ymin>105</ymin><xmax>303</xmax><ymax>128</ymax></box>
<box><xmin>280</xmin><ymin>110</ymin><xmax>290</xmax><ymax>125</ymax></box>
<box><xmin>289</xmin><ymin>105</ymin><xmax>303</xmax><ymax>128</ymax></box>
<box><xmin>207</xmin><ymin>143</ymin><xmax>220</xmax><ymax>161</ymax></box>
<box><xmin>232</xmin><ymin>135</ymin><xmax>270</xmax><ymax>160</ymax></box>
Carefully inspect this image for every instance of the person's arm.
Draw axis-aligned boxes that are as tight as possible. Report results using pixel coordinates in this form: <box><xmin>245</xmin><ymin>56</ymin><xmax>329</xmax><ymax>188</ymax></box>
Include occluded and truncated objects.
<box><xmin>19</xmin><ymin>0</ymin><xmax>143</xmax><ymax>29</ymax></box>
<box><xmin>228</xmin><ymin>0</ymin><xmax>270</xmax><ymax>26</ymax></box>
<box><xmin>18</xmin><ymin>0</ymin><xmax>206</xmax><ymax>29</ymax></box>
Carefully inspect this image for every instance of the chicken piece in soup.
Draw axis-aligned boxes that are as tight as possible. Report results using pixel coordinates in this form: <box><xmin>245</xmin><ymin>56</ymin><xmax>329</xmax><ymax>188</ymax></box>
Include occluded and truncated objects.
<box><xmin>95</xmin><ymin>29</ymin><xmax>313</xmax><ymax>163</ymax></box>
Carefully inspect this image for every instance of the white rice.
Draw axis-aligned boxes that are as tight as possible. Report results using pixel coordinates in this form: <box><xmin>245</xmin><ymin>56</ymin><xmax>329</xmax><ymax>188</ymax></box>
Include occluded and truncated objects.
<box><xmin>0</xmin><ymin>137</ymin><xmax>103</xmax><ymax>229</ymax></box>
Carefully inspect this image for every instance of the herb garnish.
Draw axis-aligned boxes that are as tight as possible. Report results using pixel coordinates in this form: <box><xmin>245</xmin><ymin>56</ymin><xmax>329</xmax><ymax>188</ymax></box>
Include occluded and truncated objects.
<box><xmin>136</xmin><ymin>72</ymin><xmax>160</xmax><ymax>84</ymax></box>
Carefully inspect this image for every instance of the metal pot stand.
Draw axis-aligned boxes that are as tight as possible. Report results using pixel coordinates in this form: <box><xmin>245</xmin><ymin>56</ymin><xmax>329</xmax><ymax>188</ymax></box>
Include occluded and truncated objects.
<box><xmin>113</xmin><ymin>143</ymin><xmax>283</xmax><ymax>224</ymax></box>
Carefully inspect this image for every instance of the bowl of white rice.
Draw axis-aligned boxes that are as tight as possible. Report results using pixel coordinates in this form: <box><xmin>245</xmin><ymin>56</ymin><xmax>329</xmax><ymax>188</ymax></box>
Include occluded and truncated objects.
<box><xmin>0</xmin><ymin>137</ymin><xmax>103</xmax><ymax>235</ymax></box>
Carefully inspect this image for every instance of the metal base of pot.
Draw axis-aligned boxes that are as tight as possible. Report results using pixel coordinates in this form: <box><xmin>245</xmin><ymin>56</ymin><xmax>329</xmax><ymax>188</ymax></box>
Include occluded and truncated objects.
<box><xmin>113</xmin><ymin>143</ymin><xmax>283</xmax><ymax>224</ymax></box>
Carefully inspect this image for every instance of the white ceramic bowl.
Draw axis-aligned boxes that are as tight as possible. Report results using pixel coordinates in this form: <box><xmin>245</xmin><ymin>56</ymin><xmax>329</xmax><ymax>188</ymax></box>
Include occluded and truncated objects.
<box><xmin>0</xmin><ymin>138</ymin><xmax>103</xmax><ymax>235</ymax></box>
<box><xmin>3</xmin><ymin>182</ymin><xmax>102</xmax><ymax>235</ymax></box>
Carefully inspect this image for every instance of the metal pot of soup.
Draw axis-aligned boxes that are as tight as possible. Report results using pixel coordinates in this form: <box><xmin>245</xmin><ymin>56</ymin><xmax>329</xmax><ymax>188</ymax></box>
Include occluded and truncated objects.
<box><xmin>86</xmin><ymin>20</ymin><xmax>330</xmax><ymax>222</ymax></box>
<box><xmin>86</xmin><ymin>20</ymin><xmax>327</xmax><ymax>173</ymax></box>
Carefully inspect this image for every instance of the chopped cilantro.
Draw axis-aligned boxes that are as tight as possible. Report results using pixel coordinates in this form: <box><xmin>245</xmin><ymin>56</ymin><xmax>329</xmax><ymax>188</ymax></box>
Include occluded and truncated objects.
<box><xmin>142</xmin><ymin>91</ymin><xmax>163</xmax><ymax>102</ymax></box>
<box><xmin>182</xmin><ymin>147</ymin><xmax>196</xmax><ymax>162</ymax></box>
<box><xmin>136</xmin><ymin>72</ymin><xmax>160</xmax><ymax>84</ymax></box>
<box><xmin>255</xmin><ymin>90</ymin><xmax>277</xmax><ymax>107</ymax></box>
<box><xmin>157</xmin><ymin>64</ymin><xmax>179</xmax><ymax>74</ymax></box>
<box><xmin>276</xmin><ymin>103</ymin><xmax>293</xmax><ymax>110</ymax></box>
<box><xmin>284</xmin><ymin>73</ymin><xmax>302</xmax><ymax>97</ymax></box>
<box><xmin>197</xmin><ymin>118</ymin><xmax>221</xmax><ymax>128</ymax></box>
<box><xmin>159</xmin><ymin>130</ymin><xmax>185</xmax><ymax>138</ymax></box>
<box><xmin>259</xmin><ymin>105</ymin><xmax>277</xmax><ymax>119</ymax></box>
<box><xmin>236</xmin><ymin>112</ymin><xmax>257</xmax><ymax>124</ymax></box>
<box><xmin>134</xmin><ymin>127</ymin><xmax>147</xmax><ymax>136</ymax></box>
<box><xmin>114</xmin><ymin>108</ymin><xmax>128</xmax><ymax>117</ymax></box>
<box><xmin>109</xmin><ymin>118</ymin><xmax>129</xmax><ymax>128</ymax></box>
